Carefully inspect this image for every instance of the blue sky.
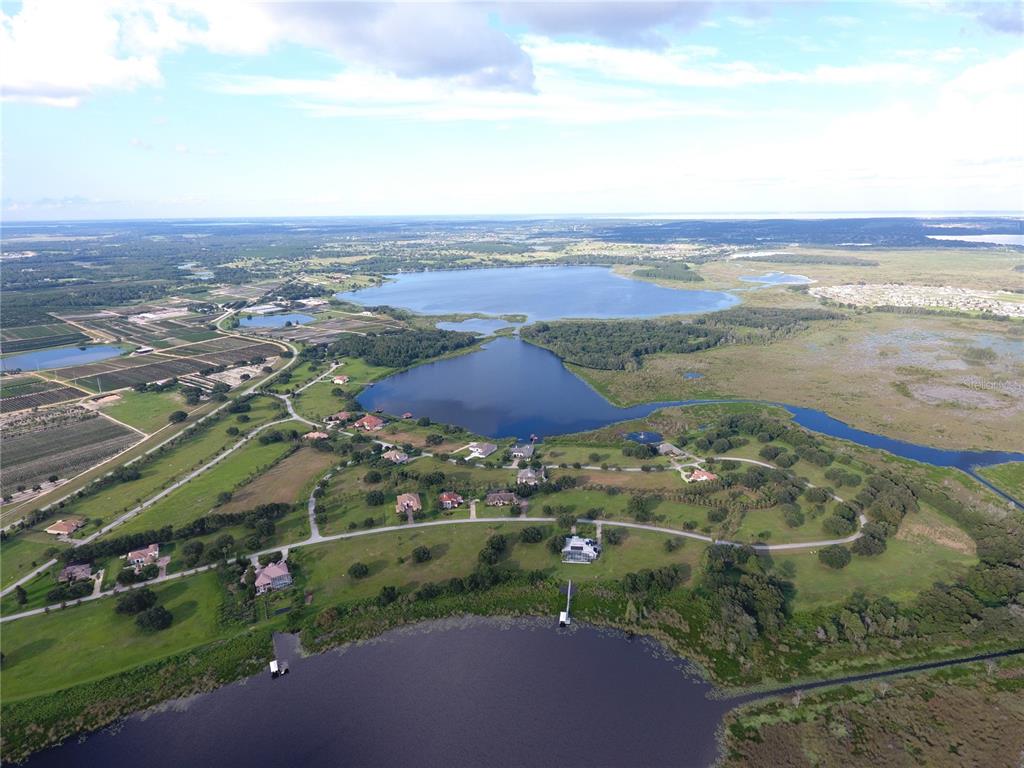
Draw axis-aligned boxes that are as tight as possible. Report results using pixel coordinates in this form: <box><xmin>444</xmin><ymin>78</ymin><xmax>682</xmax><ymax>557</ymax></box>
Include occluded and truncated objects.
<box><xmin>2</xmin><ymin>1</ymin><xmax>1022</xmax><ymax>220</ymax></box>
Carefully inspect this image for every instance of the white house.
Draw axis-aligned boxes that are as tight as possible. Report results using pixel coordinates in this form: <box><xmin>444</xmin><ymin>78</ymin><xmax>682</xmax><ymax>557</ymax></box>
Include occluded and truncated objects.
<box><xmin>561</xmin><ymin>536</ymin><xmax>602</xmax><ymax>564</ymax></box>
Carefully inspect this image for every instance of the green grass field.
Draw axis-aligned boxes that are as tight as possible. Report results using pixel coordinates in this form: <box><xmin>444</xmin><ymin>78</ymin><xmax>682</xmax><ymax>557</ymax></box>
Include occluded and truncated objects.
<box><xmin>114</xmin><ymin>424</ymin><xmax>306</xmax><ymax>536</ymax></box>
<box><xmin>50</xmin><ymin>397</ymin><xmax>285</xmax><ymax>527</ymax></box>
<box><xmin>977</xmin><ymin>462</ymin><xmax>1024</xmax><ymax>501</ymax></box>
<box><xmin>0</xmin><ymin>533</ymin><xmax>64</xmax><ymax>588</ymax></box>
<box><xmin>0</xmin><ymin>573</ymin><xmax>230</xmax><ymax>702</ymax></box>
<box><xmin>101</xmin><ymin>389</ymin><xmax>191</xmax><ymax>433</ymax></box>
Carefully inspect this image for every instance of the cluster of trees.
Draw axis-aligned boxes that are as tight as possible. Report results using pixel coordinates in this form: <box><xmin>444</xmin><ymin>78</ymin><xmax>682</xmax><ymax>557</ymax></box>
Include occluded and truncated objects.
<box><xmin>622</xmin><ymin>564</ymin><xmax>691</xmax><ymax>596</ymax></box>
<box><xmin>45</xmin><ymin>579</ymin><xmax>93</xmax><ymax>603</ymax></box>
<box><xmin>327</xmin><ymin>329</ymin><xmax>477</xmax><ymax>368</ymax></box>
<box><xmin>633</xmin><ymin>263</ymin><xmax>704</xmax><ymax>282</ymax></box>
<box><xmin>173</xmin><ymin>502</ymin><xmax>291</xmax><ymax>553</ymax></box>
<box><xmin>180</xmin><ymin>534</ymin><xmax>238</xmax><ymax>567</ymax></box>
<box><xmin>478</xmin><ymin>534</ymin><xmax>509</xmax><ymax>565</ymax></box>
<box><xmin>115</xmin><ymin>587</ymin><xmax>174</xmax><ymax>632</ymax></box>
<box><xmin>522</xmin><ymin>319</ymin><xmax>725</xmax><ymax>370</ymax></box>
<box><xmin>62</xmin><ymin>527</ymin><xmax>172</xmax><ymax>564</ymax></box>
<box><xmin>622</xmin><ymin>441</ymin><xmax>658</xmax><ymax>459</ymax></box>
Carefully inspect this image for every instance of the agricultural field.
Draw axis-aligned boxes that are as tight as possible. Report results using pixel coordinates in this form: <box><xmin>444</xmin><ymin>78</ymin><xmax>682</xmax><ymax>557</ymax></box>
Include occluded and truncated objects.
<box><xmin>218</xmin><ymin>447</ymin><xmax>337</xmax><ymax>514</ymax></box>
<box><xmin>39</xmin><ymin>397</ymin><xmax>286</xmax><ymax>527</ymax></box>
<box><xmin>0</xmin><ymin>375</ymin><xmax>86</xmax><ymax>413</ymax></box>
<box><xmin>977</xmin><ymin>462</ymin><xmax>1024</xmax><ymax>501</ymax></box>
<box><xmin>98</xmin><ymin>389</ymin><xmax>192</xmax><ymax>433</ymax></box>
<box><xmin>258</xmin><ymin>312</ymin><xmax>404</xmax><ymax>345</ymax></box>
<box><xmin>1</xmin><ymin>407</ymin><xmax>140</xmax><ymax>494</ymax></box>
<box><xmin>0</xmin><ymin>322</ymin><xmax>89</xmax><ymax>353</ymax></box>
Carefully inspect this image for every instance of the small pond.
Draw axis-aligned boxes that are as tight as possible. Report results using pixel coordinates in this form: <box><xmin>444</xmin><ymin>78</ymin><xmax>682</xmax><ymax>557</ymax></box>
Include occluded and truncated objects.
<box><xmin>624</xmin><ymin>431</ymin><xmax>664</xmax><ymax>444</ymax></box>
<box><xmin>337</xmin><ymin>266</ymin><xmax>738</xmax><ymax>321</ymax></box>
<box><xmin>684</xmin><ymin>372</ymin><xmax>705</xmax><ymax>380</ymax></box>
<box><xmin>739</xmin><ymin>272</ymin><xmax>813</xmax><ymax>285</ymax></box>
<box><xmin>239</xmin><ymin>313</ymin><xmax>315</xmax><ymax>328</ymax></box>
<box><xmin>0</xmin><ymin>344</ymin><xmax>125</xmax><ymax>372</ymax></box>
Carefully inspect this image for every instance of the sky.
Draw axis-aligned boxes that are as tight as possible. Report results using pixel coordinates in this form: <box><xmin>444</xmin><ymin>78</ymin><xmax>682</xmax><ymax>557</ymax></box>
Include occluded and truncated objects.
<box><xmin>1</xmin><ymin>0</ymin><xmax>1023</xmax><ymax>220</ymax></box>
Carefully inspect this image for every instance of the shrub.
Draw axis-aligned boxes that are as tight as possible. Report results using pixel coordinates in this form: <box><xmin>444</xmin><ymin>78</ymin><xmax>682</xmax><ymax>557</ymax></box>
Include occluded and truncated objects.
<box><xmin>365</xmin><ymin>490</ymin><xmax>386</xmax><ymax>506</ymax></box>
<box><xmin>115</xmin><ymin>588</ymin><xmax>158</xmax><ymax>615</ymax></box>
<box><xmin>364</xmin><ymin>470</ymin><xmax>382</xmax><ymax>484</ymax></box>
<box><xmin>818</xmin><ymin>545</ymin><xmax>852</xmax><ymax>569</ymax></box>
<box><xmin>783</xmin><ymin>507</ymin><xmax>805</xmax><ymax>528</ymax></box>
<box><xmin>412</xmin><ymin>545</ymin><xmax>432</xmax><ymax>563</ymax></box>
<box><xmin>348</xmin><ymin>562</ymin><xmax>370</xmax><ymax>578</ymax></box>
<box><xmin>135</xmin><ymin>605</ymin><xmax>173</xmax><ymax>631</ymax></box>
<box><xmin>519</xmin><ymin>526</ymin><xmax>544</xmax><ymax>543</ymax></box>
<box><xmin>168</xmin><ymin>411</ymin><xmax>188</xmax><ymax>423</ymax></box>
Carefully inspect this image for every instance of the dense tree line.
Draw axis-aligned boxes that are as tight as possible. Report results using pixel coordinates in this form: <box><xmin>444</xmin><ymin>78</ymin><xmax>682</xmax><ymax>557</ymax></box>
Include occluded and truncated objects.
<box><xmin>62</xmin><ymin>527</ymin><xmax>172</xmax><ymax>564</ymax></box>
<box><xmin>522</xmin><ymin>307</ymin><xmax>842</xmax><ymax>370</ymax></box>
<box><xmin>633</xmin><ymin>263</ymin><xmax>704</xmax><ymax>282</ymax></box>
<box><xmin>326</xmin><ymin>329</ymin><xmax>477</xmax><ymax>368</ymax></box>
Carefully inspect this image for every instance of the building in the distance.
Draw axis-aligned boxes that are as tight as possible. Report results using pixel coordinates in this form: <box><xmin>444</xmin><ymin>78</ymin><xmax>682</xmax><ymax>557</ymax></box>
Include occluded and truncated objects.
<box><xmin>44</xmin><ymin>517</ymin><xmax>85</xmax><ymax>536</ymax></box>
<box><xmin>561</xmin><ymin>536</ymin><xmax>602</xmax><ymax>564</ymax></box>
<box><xmin>245</xmin><ymin>561</ymin><xmax>293</xmax><ymax>595</ymax></box>
<box><xmin>438</xmin><ymin>491</ymin><xmax>464</xmax><ymax>510</ymax></box>
<box><xmin>354</xmin><ymin>414</ymin><xmax>385</xmax><ymax>431</ymax></box>
<box><xmin>382</xmin><ymin>448</ymin><xmax>409</xmax><ymax>464</ymax></box>
<box><xmin>517</xmin><ymin>467</ymin><xmax>546</xmax><ymax>486</ymax></box>
<box><xmin>510</xmin><ymin>443</ymin><xmax>535</xmax><ymax>460</ymax></box>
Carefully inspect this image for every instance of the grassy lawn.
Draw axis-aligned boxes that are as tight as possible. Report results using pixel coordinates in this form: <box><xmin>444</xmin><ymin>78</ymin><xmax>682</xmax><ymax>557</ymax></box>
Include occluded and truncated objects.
<box><xmin>298</xmin><ymin>521</ymin><xmax>706</xmax><ymax>605</ymax></box>
<box><xmin>100</xmin><ymin>389</ymin><xmax>192</xmax><ymax>433</ymax></box>
<box><xmin>780</xmin><ymin>530</ymin><xmax>978</xmax><ymax>611</ymax></box>
<box><xmin>0</xmin><ymin>533</ymin><xmax>64</xmax><ymax>588</ymax></box>
<box><xmin>0</xmin><ymin>572</ymin><xmax>230</xmax><ymax>702</ymax></box>
<box><xmin>0</xmin><ymin>563</ymin><xmax>63</xmax><ymax>613</ymax></box>
<box><xmin>541</xmin><ymin>442</ymin><xmax>674</xmax><ymax>469</ymax></box>
<box><xmin>977</xmin><ymin>461</ymin><xmax>1024</xmax><ymax>500</ymax></box>
<box><xmin>114</xmin><ymin>428</ymin><xmax>305</xmax><ymax>536</ymax></box>
<box><xmin>48</xmin><ymin>397</ymin><xmax>285</xmax><ymax>528</ymax></box>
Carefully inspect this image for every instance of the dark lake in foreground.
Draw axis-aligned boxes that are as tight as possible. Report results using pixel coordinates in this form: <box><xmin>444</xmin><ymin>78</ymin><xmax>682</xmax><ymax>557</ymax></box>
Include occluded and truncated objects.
<box><xmin>359</xmin><ymin>338</ymin><xmax>1024</xmax><ymax>492</ymax></box>
<box><xmin>337</xmin><ymin>266</ymin><xmax>739</xmax><ymax>321</ymax></box>
<box><xmin>26</xmin><ymin>618</ymin><xmax>731</xmax><ymax>768</ymax></box>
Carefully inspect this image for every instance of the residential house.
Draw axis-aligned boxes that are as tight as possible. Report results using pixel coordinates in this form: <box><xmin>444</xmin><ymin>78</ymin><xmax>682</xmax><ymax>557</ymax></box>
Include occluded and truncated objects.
<box><xmin>332</xmin><ymin>375</ymin><xmax>351</xmax><ymax>385</ymax></box>
<box><xmin>302</xmin><ymin>430</ymin><xmax>330</xmax><ymax>440</ymax></box>
<box><xmin>510</xmin><ymin>443</ymin><xmax>535</xmax><ymax>460</ymax></box>
<box><xmin>401</xmin><ymin>412</ymin><xmax>413</xmax><ymax>419</ymax></box>
<box><xmin>438</xmin><ymin>491</ymin><xmax>464</xmax><ymax>510</ymax></box>
<box><xmin>245</xmin><ymin>561</ymin><xmax>293</xmax><ymax>595</ymax></box>
<box><xmin>326</xmin><ymin>411</ymin><xmax>351</xmax><ymax>423</ymax></box>
<box><xmin>354</xmin><ymin>414</ymin><xmax>385</xmax><ymax>432</ymax></box>
<box><xmin>517</xmin><ymin>467</ymin><xmax>546</xmax><ymax>486</ymax></box>
<box><xmin>561</xmin><ymin>535</ymin><xmax>602</xmax><ymax>564</ymax></box>
<box><xmin>382</xmin><ymin>448</ymin><xmax>409</xmax><ymax>464</ymax></box>
<box><xmin>59</xmin><ymin>563</ymin><xmax>93</xmax><ymax>583</ymax></box>
<box><xmin>396</xmin><ymin>492</ymin><xmax>422</xmax><ymax>516</ymax></box>
<box><xmin>687</xmin><ymin>469</ymin><xmax>719</xmax><ymax>483</ymax></box>
<box><xmin>467</xmin><ymin>441</ymin><xmax>498</xmax><ymax>458</ymax></box>
<box><xmin>44</xmin><ymin>517</ymin><xmax>85</xmax><ymax>536</ymax></box>
<box><xmin>657</xmin><ymin>442</ymin><xmax>684</xmax><ymax>457</ymax></box>
<box><xmin>126</xmin><ymin>544</ymin><xmax>160</xmax><ymax>572</ymax></box>
<box><xmin>485</xmin><ymin>491</ymin><xmax>519</xmax><ymax>507</ymax></box>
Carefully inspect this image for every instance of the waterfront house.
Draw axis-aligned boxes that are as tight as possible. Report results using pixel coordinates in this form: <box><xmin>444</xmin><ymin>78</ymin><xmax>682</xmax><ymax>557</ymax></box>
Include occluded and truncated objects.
<box><xmin>45</xmin><ymin>517</ymin><xmax>85</xmax><ymax>536</ymax></box>
<box><xmin>58</xmin><ymin>563</ymin><xmax>93</xmax><ymax>583</ymax></box>
<box><xmin>485</xmin><ymin>491</ymin><xmax>519</xmax><ymax>507</ymax></box>
<box><xmin>439</xmin><ymin>491</ymin><xmax>464</xmax><ymax>510</ymax></box>
<box><xmin>396</xmin><ymin>492</ymin><xmax>422</xmax><ymax>516</ymax></box>
<box><xmin>354</xmin><ymin>414</ymin><xmax>385</xmax><ymax>431</ymax></box>
<box><xmin>517</xmin><ymin>467</ymin><xmax>546</xmax><ymax>486</ymax></box>
<box><xmin>657</xmin><ymin>442</ymin><xmax>684</xmax><ymax>457</ymax></box>
<box><xmin>332</xmin><ymin>375</ymin><xmax>350</xmax><ymax>385</ymax></box>
<box><xmin>561</xmin><ymin>535</ymin><xmax>602</xmax><ymax>564</ymax></box>
<box><xmin>246</xmin><ymin>561</ymin><xmax>293</xmax><ymax>595</ymax></box>
<box><xmin>510</xmin><ymin>443</ymin><xmax>535</xmax><ymax>460</ymax></box>
<box><xmin>382</xmin><ymin>448</ymin><xmax>409</xmax><ymax>464</ymax></box>
<box><xmin>402</xmin><ymin>412</ymin><xmax>413</xmax><ymax>419</ymax></box>
<box><xmin>302</xmin><ymin>430</ymin><xmax>330</xmax><ymax>440</ymax></box>
<box><xmin>326</xmin><ymin>411</ymin><xmax>351</xmax><ymax>423</ymax></box>
<box><xmin>467</xmin><ymin>441</ymin><xmax>498</xmax><ymax>458</ymax></box>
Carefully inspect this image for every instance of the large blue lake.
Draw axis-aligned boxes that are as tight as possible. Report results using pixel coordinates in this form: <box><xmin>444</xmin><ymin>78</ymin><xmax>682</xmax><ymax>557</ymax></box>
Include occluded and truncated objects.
<box><xmin>0</xmin><ymin>344</ymin><xmax>125</xmax><ymax>372</ymax></box>
<box><xmin>337</xmin><ymin>266</ymin><xmax>738</xmax><ymax>321</ymax></box>
<box><xmin>25</xmin><ymin>618</ymin><xmax>732</xmax><ymax>768</ymax></box>
<box><xmin>359</xmin><ymin>338</ymin><xmax>1024</xmax><ymax>497</ymax></box>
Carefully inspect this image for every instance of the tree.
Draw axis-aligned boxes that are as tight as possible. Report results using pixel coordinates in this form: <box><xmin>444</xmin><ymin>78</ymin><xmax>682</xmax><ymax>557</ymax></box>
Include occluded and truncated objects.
<box><xmin>168</xmin><ymin>410</ymin><xmax>188</xmax><ymax>423</ymax></box>
<box><xmin>627</xmin><ymin>495</ymin><xmax>654</xmax><ymax>522</ymax></box>
<box><xmin>216</xmin><ymin>491</ymin><xmax>233</xmax><ymax>506</ymax></box>
<box><xmin>377</xmin><ymin>585</ymin><xmax>399</xmax><ymax>606</ymax></box>
<box><xmin>364</xmin><ymin>470</ymin><xmax>382</xmax><ymax>484</ymax></box>
<box><xmin>348</xmin><ymin>562</ymin><xmax>370</xmax><ymax>578</ymax></box>
<box><xmin>818</xmin><ymin>545</ymin><xmax>852</xmax><ymax>569</ymax></box>
<box><xmin>136</xmin><ymin>605</ymin><xmax>173</xmax><ymax>631</ymax></box>
<box><xmin>182</xmin><ymin>540</ymin><xmax>205</xmax><ymax>566</ymax></box>
<box><xmin>116</xmin><ymin>587</ymin><xmax>158</xmax><ymax>614</ymax></box>
<box><xmin>519</xmin><ymin>526</ymin><xmax>544</xmax><ymax>543</ymax></box>
<box><xmin>412</xmin><ymin>545</ymin><xmax>432</xmax><ymax>563</ymax></box>
<box><xmin>365</xmin><ymin>490</ymin><xmax>386</xmax><ymax>506</ymax></box>
<box><xmin>14</xmin><ymin>585</ymin><xmax>27</xmax><ymax>605</ymax></box>
<box><xmin>417</xmin><ymin>416</ymin><xmax>431</xmax><ymax>426</ymax></box>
